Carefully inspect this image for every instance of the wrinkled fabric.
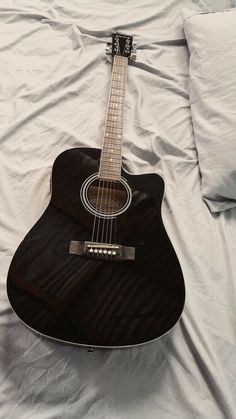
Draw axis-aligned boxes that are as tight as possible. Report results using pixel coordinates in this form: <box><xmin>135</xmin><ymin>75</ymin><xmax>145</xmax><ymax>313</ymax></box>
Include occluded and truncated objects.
<box><xmin>0</xmin><ymin>1</ymin><xmax>236</xmax><ymax>419</ymax></box>
<box><xmin>183</xmin><ymin>8</ymin><xmax>236</xmax><ymax>212</ymax></box>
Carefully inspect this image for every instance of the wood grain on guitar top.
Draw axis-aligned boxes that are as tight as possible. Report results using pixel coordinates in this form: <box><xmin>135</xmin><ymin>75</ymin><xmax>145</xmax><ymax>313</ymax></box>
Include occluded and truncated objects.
<box><xmin>7</xmin><ymin>147</ymin><xmax>185</xmax><ymax>347</ymax></box>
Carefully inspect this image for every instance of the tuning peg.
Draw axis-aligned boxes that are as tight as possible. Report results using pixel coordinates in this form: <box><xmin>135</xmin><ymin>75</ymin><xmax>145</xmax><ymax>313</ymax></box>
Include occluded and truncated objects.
<box><xmin>130</xmin><ymin>43</ymin><xmax>137</xmax><ymax>61</ymax></box>
<box><xmin>105</xmin><ymin>42</ymin><xmax>112</xmax><ymax>55</ymax></box>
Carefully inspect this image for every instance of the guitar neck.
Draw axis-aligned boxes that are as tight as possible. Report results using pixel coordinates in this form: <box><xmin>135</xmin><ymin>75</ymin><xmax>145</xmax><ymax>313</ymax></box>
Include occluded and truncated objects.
<box><xmin>99</xmin><ymin>55</ymin><xmax>128</xmax><ymax>181</ymax></box>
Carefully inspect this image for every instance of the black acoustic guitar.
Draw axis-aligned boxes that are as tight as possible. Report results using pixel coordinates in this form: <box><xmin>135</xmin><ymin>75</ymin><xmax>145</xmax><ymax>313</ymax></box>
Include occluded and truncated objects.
<box><xmin>7</xmin><ymin>34</ymin><xmax>185</xmax><ymax>348</ymax></box>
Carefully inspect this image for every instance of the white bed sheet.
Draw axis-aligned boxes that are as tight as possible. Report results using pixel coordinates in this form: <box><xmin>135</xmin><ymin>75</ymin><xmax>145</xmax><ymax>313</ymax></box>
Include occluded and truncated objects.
<box><xmin>0</xmin><ymin>1</ymin><xmax>236</xmax><ymax>418</ymax></box>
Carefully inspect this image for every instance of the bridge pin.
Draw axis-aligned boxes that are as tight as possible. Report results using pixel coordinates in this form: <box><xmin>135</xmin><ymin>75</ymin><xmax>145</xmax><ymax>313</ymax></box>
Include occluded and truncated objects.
<box><xmin>98</xmin><ymin>249</ymin><xmax>102</xmax><ymax>254</ymax></box>
<box><xmin>89</xmin><ymin>249</ymin><xmax>93</xmax><ymax>253</ymax></box>
<box><xmin>112</xmin><ymin>251</ymin><xmax>116</xmax><ymax>256</ymax></box>
<box><xmin>94</xmin><ymin>249</ymin><xmax>98</xmax><ymax>253</ymax></box>
<box><xmin>108</xmin><ymin>251</ymin><xmax>112</xmax><ymax>255</ymax></box>
<box><xmin>103</xmin><ymin>250</ymin><xmax>107</xmax><ymax>254</ymax></box>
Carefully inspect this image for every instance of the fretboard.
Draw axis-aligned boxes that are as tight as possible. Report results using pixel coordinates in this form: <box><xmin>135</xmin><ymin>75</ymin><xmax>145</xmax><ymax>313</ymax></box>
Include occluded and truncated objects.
<box><xmin>99</xmin><ymin>55</ymin><xmax>128</xmax><ymax>181</ymax></box>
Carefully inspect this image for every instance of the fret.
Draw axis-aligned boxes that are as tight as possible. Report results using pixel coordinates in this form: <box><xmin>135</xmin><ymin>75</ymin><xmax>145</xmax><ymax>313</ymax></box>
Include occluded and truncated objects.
<box><xmin>113</xmin><ymin>61</ymin><xmax>127</xmax><ymax>67</ymax></box>
<box><xmin>112</xmin><ymin>71</ymin><xmax>126</xmax><ymax>77</ymax></box>
<box><xmin>106</xmin><ymin>113</ymin><xmax>123</xmax><ymax>119</ymax></box>
<box><xmin>100</xmin><ymin>168</ymin><xmax>121</xmax><ymax>176</ymax></box>
<box><xmin>104</xmin><ymin>133</ymin><xmax>122</xmax><ymax>139</ymax></box>
<box><xmin>105</xmin><ymin>122</ymin><xmax>122</xmax><ymax>128</ymax></box>
<box><xmin>103</xmin><ymin>137</ymin><xmax>122</xmax><ymax>142</ymax></box>
<box><xmin>106</xmin><ymin>122</ymin><xmax>122</xmax><ymax>128</ymax></box>
<box><xmin>102</xmin><ymin>154</ymin><xmax>122</xmax><ymax>161</ymax></box>
<box><xmin>100</xmin><ymin>167</ymin><xmax>121</xmax><ymax>174</ymax></box>
<box><xmin>108</xmin><ymin>100</ymin><xmax>124</xmax><ymax>106</ymax></box>
<box><xmin>106</xmin><ymin>124</ymin><xmax>122</xmax><ymax>131</ymax></box>
<box><xmin>113</xmin><ymin>66</ymin><xmax>126</xmax><ymax>72</ymax></box>
<box><xmin>101</xmin><ymin>163</ymin><xmax>121</xmax><ymax>170</ymax></box>
<box><xmin>107</xmin><ymin>112</ymin><xmax>123</xmax><ymax>119</ymax></box>
<box><xmin>111</xmin><ymin>85</ymin><xmax>124</xmax><ymax>90</ymax></box>
<box><xmin>102</xmin><ymin>151</ymin><xmax>122</xmax><ymax>158</ymax></box>
<box><xmin>100</xmin><ymin>160</ymin><xmax>121</xmax><ymax>167</ymax></box>
<box><xmin>102</xmin><ymin>145</ymin><xmax>122</xmax><ymax>151</ymax></box>
<box><xmin>104</xmin><ymin>135</ymin><xmax>122</xmax><ymax>141</ymax></box>
<box><xmin>113</xmin><ymin>61</ymin><xmax>127</xmax><ymax>68</ymax></box>
<box><xmin>115</xmin><ymin>58</ymin><xmax>127</xmax><ymax>64</ymax></box>
<box><xmin>102</xmin><ymin>153</ymin><xmax>122</xmax><ymax>158</ymax></box>
<box><xmin>102</xmin><ymin>145</ymin><xmax>122</xmax><ymax>152</ymax></box>
<box><xmin>103</xmin><ymin>143</ymin><xmax>122</xmax><ymax>149</ymax></box>
<box><xmin>110</xmin><ymin>90</ymin><xmax>125</xmax><ymax>96</ymax></box>
<box><xmin>106</xmin><ymin>121</ymin><xmax>123</xmax><ymax>128</ymax></box>
<box><xmin>106</xmin><ymin>120</ymin><xmax>122</xmax><ymax>126</ymax></box>
<box><xmin>101</xmin><ymin>157</ymin><xmax>121</xmax><ymax>165</ymax></box>
<box><xmin>109</xmin><ymin>96</ymin><xmax>124</xmax><ymax>104</ymax></box>
<box><xmin>99</xmin><ymin>175</ymin><xmax>121</xmax><ymax>181</ymax></box>
<box><xmin>114</xmin><ymin>57</ymin><xmax>127</xmax><ymax>64</ymax></box>
<box><xmin>100</xmin><ymin>160</ymin><xmax>121</xmax><ymax>168</ymax></box>
<box><xmin>112</xmin><ymin>81</ymin><xmax>125</xmax><ymax>87</ymax></box>
<box><xmin>99</xmin><ymin>170</ymin><xmax>121</xmax><ymax>178</ymax></box>
<box><xmin>111</xmin><ymin>81</ymin><xmax>125</xmax><ymax>89</ymax></box>
<box><xmin>102</xmin><ymin>157</ymin><xmax>122</xmax><ymax>164</ymax></box>
<box><xmin>107</xmin><ymin>108</ymin><xmax>123</xmax><ymax>115</ymax></box>
<box><xmin>102</xmin><ymin>149</ymin><xmax>122</xmax><ymax>155</ymax></box>
<box><xmin>104</xmin><ymin>129</ymin><xmax>122</xmax><ymax>134</ymax></box>
<box><xmin>108</xmin><ymin>99</ymin><xmax>123</xmax><ymax>104</ymax></box>
<box><xmin>104</xmin><ymin>135</ymin><xmax>122</xmax><ymax>142</ymax></box>
<box><xmin>99</xmin><ymin>172</ymin><xmax>121</xmax><ymax>180</ymax></box>
<box><xmin>108</xmin><ymin>108</ymin><xmax>123</xmax><ymax>113</ymax></box>
<box><xmin>112</xmin><ymin>74</ymin><xmax>126</xmax><ymax>81</ymax></box>
<box><xmin>103</xmin><ymin>139</ymin><xmax>122</xmax><ymax>144</ymax></box>
<box><xmin>111</xmin><ymin>80</ymin><xmax>125</xmax><ymax>89</ymax></box>
<box><xmin>100</xmin><ymin>168</ymin><xmax>121</xmax><ymax>174</ymax></box>
<box><xmin>103</xmin><ymin>144</ymin><xmax>122</xmax><ymax>150</ymax></box>
<box><xmin>102</xmin><ymin>151</ymin><xmax>121</xmax><ymax>157</ymax></box>
<box><xmin>104</xmin><ymin>128</ymin><xmax>122</xmax><ymax>134</ymax></box>
<box><xmin>105</xmin><ymin>128</ymin><xmax>122</xmax><ymax>134</ymax></box>
<box><xmin>112</xmin><ymin>71</ymin><xmax>125</xmax><ymax>76</ymax></box>
<box><xmin>110</xmin><ymin>89</ymin><xmax>124</xmax><ymax>96</ymax></box>
<box><xmin>110</xmin><ymin>88</ymin><xmax>125</xmax><ymax>95</ymax></box>
<box><xmin>108</xmin><ymin>103</ymin><xmax>123</xmax><ymax>110</ymax></box>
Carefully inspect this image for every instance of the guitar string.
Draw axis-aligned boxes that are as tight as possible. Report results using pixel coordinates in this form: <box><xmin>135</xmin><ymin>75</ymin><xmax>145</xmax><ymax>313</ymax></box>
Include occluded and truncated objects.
<box><xmin>91</xmin><ymin>177</ymin><xmax>102</xmax><ymax>243</ymax></box>
<box><xmin>102</xmin><ymin>179</ymin><xmax>110</xmax><ymax>243</ymax></box>
<box><xmin>100</xmin><ymin>179</ymin><xmax>106</xmax><ymax>243</ymax></box>
<box><xmin>96</xmin><ymin>178</ymin><xmax>106</xmax><ymax>243</ymax></box>
<box><xmin>92</xmin><ymin>179</ymin><xmax>108</xmax><ymax>243</ymax></box>
<box><xmin>109</xmin><ymin>180</ymin><xmax>117</xmax><ymax>244</ymax></box>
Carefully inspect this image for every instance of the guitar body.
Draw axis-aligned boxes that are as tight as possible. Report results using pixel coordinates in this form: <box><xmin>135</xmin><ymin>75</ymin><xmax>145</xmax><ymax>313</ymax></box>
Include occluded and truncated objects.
<box><xmin>7</xmin><ymin>147</ymin><xmax>185</xmax><ymax>348</ymax></box>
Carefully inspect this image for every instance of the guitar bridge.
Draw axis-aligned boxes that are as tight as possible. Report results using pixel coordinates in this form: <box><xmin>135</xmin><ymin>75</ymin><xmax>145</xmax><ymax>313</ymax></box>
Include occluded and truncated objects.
<box><xmin>69</xmin><ymin>241</ymin><xmax>135</xmax><ymax>261</ymax></box>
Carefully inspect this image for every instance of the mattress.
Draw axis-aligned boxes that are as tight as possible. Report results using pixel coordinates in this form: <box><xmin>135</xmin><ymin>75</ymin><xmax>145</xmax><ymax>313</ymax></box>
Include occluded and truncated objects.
<box><xmin>0</xmin><ymin>1</ymin><xmax>235</xmax><ymax>418</ymax></box>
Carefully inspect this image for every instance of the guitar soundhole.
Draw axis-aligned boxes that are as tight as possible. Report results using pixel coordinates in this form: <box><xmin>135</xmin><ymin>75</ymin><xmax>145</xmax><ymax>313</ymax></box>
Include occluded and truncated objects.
<box><xmin>81</xmin><ymin>173</ymin><xmax>132</xmax><ymax>218</ymax></box>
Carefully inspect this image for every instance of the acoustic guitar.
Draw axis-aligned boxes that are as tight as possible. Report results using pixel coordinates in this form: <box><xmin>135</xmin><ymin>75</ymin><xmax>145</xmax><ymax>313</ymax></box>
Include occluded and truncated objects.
<box><xmin>7</xmin><ymin>34</ymin><xmax>185</xmax><ymax>349</ymax></box>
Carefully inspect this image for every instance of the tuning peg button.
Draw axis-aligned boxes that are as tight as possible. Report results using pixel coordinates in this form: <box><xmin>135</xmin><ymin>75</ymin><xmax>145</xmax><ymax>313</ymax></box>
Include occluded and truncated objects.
<box><xmin>130</xmin><ymin>43</ymin><xmax>137</xmax><ymax>61</ymax></box>
<box><xmin>106</xmin><ymin>42</ymin><xmax>112</xmax><ymax>55</ymax></box>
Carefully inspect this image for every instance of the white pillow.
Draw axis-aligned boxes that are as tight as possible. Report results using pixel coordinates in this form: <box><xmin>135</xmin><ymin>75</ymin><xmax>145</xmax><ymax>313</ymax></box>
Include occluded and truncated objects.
<box><xmin>183</xmin><ymin>8</ymin><xmax>236</xmax><ymax>212</ymax></box>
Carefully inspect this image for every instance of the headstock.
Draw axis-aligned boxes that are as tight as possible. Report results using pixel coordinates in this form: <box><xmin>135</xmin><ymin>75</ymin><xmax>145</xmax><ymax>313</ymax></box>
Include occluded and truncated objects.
<box><xmin>106</xmin><ymin>33</ymin><xmax>136</xmax><ymax>61</ymax></box>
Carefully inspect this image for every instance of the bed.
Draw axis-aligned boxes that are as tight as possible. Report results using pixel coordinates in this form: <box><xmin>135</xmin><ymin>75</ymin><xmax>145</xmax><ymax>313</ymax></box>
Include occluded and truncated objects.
<box><xmin>0</xmin><ymin>1</ymin><xmax>235</xmax><ymax>418</ymax></box>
